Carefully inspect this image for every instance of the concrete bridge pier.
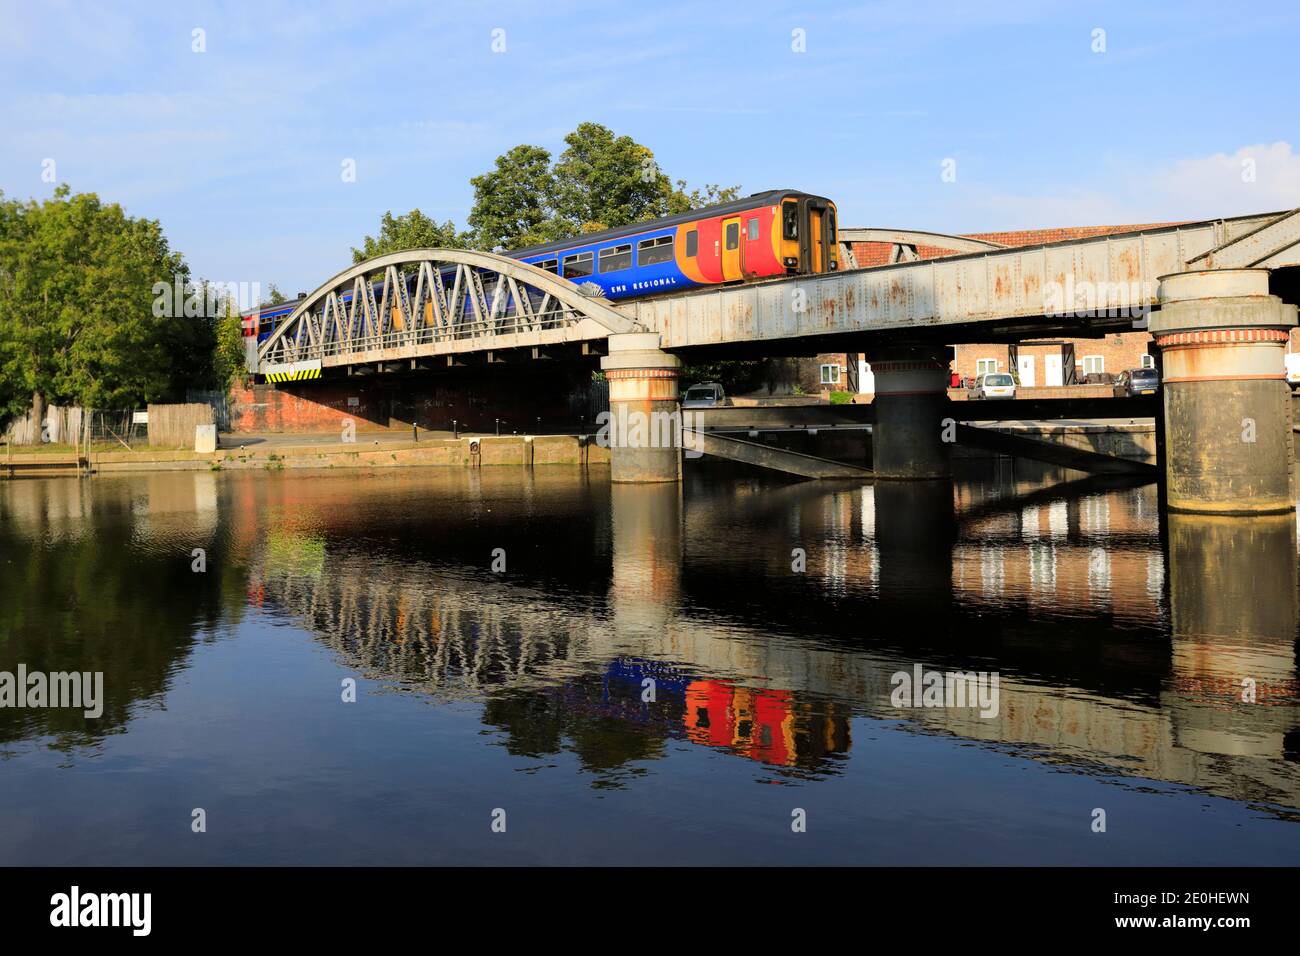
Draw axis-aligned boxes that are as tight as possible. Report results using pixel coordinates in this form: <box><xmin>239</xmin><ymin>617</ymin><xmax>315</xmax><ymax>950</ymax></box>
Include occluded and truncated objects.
<box><xmin>1150</xmin><ymin>270</ymin><xmax>1297</xmax><ymax>514</ymax></box>
<box><xmin>866</xmin><ymin>345</ymin><xmax>954</xmax><ymax>479</ymax></box>
<box><xmin>600</xmin><ymin>332</ymin><xmax>682</xmax><ymax>483</ymax></box>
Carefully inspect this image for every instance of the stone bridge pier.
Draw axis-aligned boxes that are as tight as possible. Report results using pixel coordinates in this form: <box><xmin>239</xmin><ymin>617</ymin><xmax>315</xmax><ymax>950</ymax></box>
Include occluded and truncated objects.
<box><xmin>866</xmin><ymin>344</ymin><xmax>954</xmax><ymax>480</ymax></box>
<box><xmin>600</xmin><ymin>332</ymin><xmax>683</xmax><ymax>483</ymax></box>
<box><xmin>1151</xmin><ymin>270</ymin><xmax>1297</xmax><ymax>514</ymax></box>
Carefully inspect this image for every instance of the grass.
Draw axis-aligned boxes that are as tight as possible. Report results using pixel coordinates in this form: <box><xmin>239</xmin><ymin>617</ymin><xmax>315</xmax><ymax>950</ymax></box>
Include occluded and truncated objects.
<box><xmin>828</xmin><ymin>390</ymin><xmax>855</xmax><ymax>405</ymax></box>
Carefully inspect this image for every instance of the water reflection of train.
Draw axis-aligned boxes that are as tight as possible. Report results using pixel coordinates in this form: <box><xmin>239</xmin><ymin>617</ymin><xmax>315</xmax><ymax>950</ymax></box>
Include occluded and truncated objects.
<box><xmin>598</xmin><ymin>658</ymin><xmax>851</xmax><ymax>770</ymax></box>
<box><xmin>242</xmin><ymin>189</ymin><xmax>839</xmax><ymax>345</ymax></box>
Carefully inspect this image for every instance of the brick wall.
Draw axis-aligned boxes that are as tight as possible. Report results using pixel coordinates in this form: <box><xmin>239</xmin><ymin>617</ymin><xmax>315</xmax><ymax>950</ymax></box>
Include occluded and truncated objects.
<box><xmin>228</xmin><ymin>366</ymin><xmax>599</xmax><ymax>435</ymax></box>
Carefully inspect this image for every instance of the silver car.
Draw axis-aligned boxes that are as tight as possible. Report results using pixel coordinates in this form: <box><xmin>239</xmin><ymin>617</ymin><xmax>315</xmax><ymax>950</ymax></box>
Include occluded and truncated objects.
<box><xmin>968</xmin><ymin>372</ymin><xmax>1016</xmax><ymax>400</ymax></box>
<box><xmin>681</xmin><ymin>382</ymin><xmax>727</xmax><ymax>409</ymax></box>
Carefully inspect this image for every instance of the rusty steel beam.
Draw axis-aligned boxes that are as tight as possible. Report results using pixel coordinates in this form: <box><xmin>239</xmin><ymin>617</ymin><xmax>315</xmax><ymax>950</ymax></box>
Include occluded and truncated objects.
<box><xmin>1187</xmin><ymin>208</ymin><xmax>1300</xmax><ymax>270</ymax></box>
<box><xmin>631</xmin><ymin>212</ymin><xmax>1288</xmax><ymax>351</ymax></box>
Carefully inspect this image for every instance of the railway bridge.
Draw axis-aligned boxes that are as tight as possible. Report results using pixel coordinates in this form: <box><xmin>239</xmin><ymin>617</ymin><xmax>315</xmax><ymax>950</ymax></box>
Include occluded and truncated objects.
<box><xmin>255</xmin><ymin>207</ymin><xmax>1300</xmax><ymax>514</ymax></box>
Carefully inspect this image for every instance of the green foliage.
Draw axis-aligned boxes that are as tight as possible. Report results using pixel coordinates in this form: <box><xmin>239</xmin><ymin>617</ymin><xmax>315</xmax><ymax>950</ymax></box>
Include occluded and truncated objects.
<box><xmin>212</xmin><ymin>295</ymin><xmax>247</xmax><ymax>392</ymax></box>
<box><xmin>829</xmin><ymin>390</ymin><xmax>854</xmax><ymax>405</ymax></box>
<box><xmin>666</xmin><ymin>181</ymin><xmax>741</xmax><ymax>215</ymax></box>
<box><xmin>461</xmin><ymin>122</ymin><xmax>741</xmax><ymax>251</ymax></box>
<box><xmin>467</xmin><ymin>144</ymin><xmax>563</xmax><ymax>251</ymax></box>
<box><xmin>680</xmin><ymin>360</ymin><xmax>767</xmax><ymax>396</ymax></box>
<box><xmin>351</xmin><ymin>209</ymin><xmax>466</xmax><ymax>264</ymax></box>
<box><xmin>0</xmin><ymin>185</ymin><xmax>215</xmax><ymax>431</ymax></box>
<box><xmin>261</xmin><ymin>283</ymin><xmax>287</xmax><ymax>307</ymax></box>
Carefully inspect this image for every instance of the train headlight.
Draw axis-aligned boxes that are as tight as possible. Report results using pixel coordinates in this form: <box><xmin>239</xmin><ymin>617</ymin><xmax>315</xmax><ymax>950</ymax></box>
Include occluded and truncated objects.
<box><xmin>783</xmin><ymin>257</ymin><xmax>798</xmax><ymax>267</ymax></box>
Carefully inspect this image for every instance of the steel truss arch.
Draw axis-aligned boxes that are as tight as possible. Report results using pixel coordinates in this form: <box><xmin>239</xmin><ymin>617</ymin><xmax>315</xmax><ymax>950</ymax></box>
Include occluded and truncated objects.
<box><xmin>256</xmin><ymin>248</ymin><xmax>639</xmax><ymax>372</ymax></box>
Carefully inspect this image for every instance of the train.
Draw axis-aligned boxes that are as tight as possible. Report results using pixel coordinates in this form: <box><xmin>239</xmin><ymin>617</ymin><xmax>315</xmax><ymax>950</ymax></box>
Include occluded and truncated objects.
<box><xmin>245</xmin><ymin>188</ymin><xmax>839</xmax><ymax>344</ymax></box>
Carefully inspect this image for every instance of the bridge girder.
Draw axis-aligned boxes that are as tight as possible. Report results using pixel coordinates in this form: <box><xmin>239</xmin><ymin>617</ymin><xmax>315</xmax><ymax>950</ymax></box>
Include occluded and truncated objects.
<box><xmin>256</xmin><ymin>248</ymin><xmax>639</xmax><ymax>374</ymax></box>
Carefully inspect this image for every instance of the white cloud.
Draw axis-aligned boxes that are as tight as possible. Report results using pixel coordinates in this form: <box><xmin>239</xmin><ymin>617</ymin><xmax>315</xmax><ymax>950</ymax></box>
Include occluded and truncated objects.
<box><xmin>934</xmin><ymin>142</ymin><xmax>1300</xmax><ymax>232</ymax></box>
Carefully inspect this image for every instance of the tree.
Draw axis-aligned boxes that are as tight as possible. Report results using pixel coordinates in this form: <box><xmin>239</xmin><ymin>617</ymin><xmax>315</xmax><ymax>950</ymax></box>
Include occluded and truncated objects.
<box><xmin>667</xmin><ymin>181</ymin><xmax>741</xmax><ymax>215</ymax></box>
<box><xmin>0</xmin><ymin>185</ymin><xmax>198</xmax><ymax>438</ymax></box>
<box><xmin>211</xmin><ymin>294</ymin><xmax>247</xmax><ymax>392</ymax></box>
<box><xmin>351</xmin><ymin>209</ymin><xmax>465</xmax><ymax>264</ymax></box>
<box><xmin>462</xmin><ymin>123</ymin><xmax>742</xmax><ymax>250</ymax></box>
<box><xmin>549</xmin><ymin>122</ymin><xmax>673</xmax><ymax>235</ymax></box>
<box><xmin>467</xmin><ymin>144</ymin><xmax>561</xmax><ymax>251</ymax></box>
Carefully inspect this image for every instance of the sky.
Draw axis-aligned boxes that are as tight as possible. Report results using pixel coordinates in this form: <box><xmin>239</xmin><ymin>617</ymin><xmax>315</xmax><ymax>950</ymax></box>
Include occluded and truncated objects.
<box><xmin>2</xmin><ymin>0</ymin><xmax>1298</xmax><ymax>296</ymax></box>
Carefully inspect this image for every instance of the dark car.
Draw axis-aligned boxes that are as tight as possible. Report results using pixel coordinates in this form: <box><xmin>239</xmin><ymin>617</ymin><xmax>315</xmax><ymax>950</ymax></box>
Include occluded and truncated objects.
<box><xmin>1113</xmin><ymin>367</ymin><xmax>1160</xmax><ymax>397</ymax></box>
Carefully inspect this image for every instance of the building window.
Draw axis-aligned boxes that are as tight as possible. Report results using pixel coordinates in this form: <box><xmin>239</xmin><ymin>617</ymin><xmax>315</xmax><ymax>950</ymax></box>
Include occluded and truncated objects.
<box><xmin>637</xmin><ymin>235</ymin><xmax>674</xmax><ymax>266</ymax></box>
<box><xmin>1082</xmin><ymin>355</ymin><xmax>1105</xmax><ymax>375</ymax></box>
<box><xmin>976</xmin><ymin>358</ymin><xmax>998</xmax><ymax>376</ymax></box>
<box><xmin>685</xmin><ymin>230</ymin><xmax>698</xmax><ymax>257</ymax></box>
<box><xmin>820</xmin><ymin>364</ymin><xmax>840</xmax><ymax>386</ymax></box>
<box><xmin>562</xmin><ymin>252</ymin><xmax>593</xmax><ymax>279</ymax></box>
<box><xmin>598</xmin><ymin>244</ymin><xmax>632</xmax><ymax>273</ymax></box>
<box><xmin>1140</xmin><ymin>353</ymin><xmax>1155</xmax><ymax>369</ymax></box>
<box><xmin>746</xmin><ymin>218</ymin><xmax>760</xmax><ymax>241</ymax></box>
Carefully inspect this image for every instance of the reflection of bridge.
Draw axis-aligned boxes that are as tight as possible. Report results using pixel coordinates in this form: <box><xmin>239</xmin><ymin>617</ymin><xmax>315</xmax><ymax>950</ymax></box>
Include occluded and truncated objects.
<box><xmin>254</xmin><ymin>209</ymin><xmax>1300</xmax><ymax>510</ymax></box>
<box><xmin>248</xmin><ymin>474</ymin><xmax>1300</xmax><ymax>808</ymax></box>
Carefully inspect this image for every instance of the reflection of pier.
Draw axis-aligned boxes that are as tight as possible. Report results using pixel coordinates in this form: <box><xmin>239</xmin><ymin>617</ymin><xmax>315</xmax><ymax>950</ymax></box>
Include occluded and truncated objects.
<box><xmin>250</xmin><ymin>470</ymin><xmax>1299</xmax><ymax>808</ymax></box>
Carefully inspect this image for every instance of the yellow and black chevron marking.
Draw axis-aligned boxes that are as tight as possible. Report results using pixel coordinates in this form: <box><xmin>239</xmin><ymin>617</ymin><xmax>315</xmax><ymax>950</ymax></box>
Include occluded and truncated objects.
<box><xmin>264</xmin><ymin>365</ymin><xmax>322</xmax><ymax>383</ymax></box>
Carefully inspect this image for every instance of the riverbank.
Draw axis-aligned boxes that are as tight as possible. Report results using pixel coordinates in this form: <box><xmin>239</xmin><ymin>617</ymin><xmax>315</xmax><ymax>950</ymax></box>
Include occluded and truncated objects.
<box><xmin>81</xmin><ymin>434</ymin><xmax>610</xmax><ymax>473</ymax></box>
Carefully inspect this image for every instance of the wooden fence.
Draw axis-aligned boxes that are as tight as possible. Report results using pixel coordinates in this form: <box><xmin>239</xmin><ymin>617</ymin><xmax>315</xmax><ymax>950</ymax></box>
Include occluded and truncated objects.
<box><xmin>146</xmin><ymin>403</ymin><xmax>214</xmax><ymax>447</ymax></box>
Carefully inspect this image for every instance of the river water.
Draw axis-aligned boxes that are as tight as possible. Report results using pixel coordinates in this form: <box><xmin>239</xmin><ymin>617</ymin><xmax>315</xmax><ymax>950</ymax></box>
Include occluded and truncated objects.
<box><xmin>1</xmin><ymin>463</ymin><xmax>1297</xmax><ymax>865</ymax></box>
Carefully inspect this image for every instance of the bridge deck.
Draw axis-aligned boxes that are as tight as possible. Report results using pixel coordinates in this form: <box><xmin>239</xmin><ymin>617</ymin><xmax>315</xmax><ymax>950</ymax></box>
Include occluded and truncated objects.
<box><xmin>630</xmin><ymin>211</ymin><xmax>1298</xmax><ymax>353</ymax></box>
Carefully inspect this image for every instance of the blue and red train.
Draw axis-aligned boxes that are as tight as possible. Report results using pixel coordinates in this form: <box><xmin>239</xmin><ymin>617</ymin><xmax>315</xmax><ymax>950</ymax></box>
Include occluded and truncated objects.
<box><xmin>245</xmin><ymin>188</ymin><xmax>839</xmax><ymax>344</ymax></box>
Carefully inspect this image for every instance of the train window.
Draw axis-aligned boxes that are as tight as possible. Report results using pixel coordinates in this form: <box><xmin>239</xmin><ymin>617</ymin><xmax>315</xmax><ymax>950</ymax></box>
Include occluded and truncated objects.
<box><xmin>827</xmin><ymin>208</ymin><xmax>837</xmax><ymax>237</ymax></box>
<box><xmin>637</xmin><ymin>235</ymin><xmax>674</xmax><ymax>266</ymax></box>
<box><xmin>685</xmin><ymin>230</ymin><xmax>698</xmax><ymax>257</ymax></box>
<box><xmin>598</xmin><ymin>244</ymin><xmax>633</xmax><ymax>273</ymax></box>
<box><xmin>746</xmin><ymin>218</ymin><xmax>759</xmax><ymax>241</ymax></box>
<box><xmin>725</xmin><ymin>222</ymin><xmax>739</xmax><ymax>250</ymax></box>
<box><xmin>534</xmin><ymin>259</ymin><xmax>558</xmax><ymax>274</ymax></box>
<box><xmin>562</xmin><ymin>252</ymin><xmax>594</xmax><ymax>278</ymax></box>
<box><xmin>782</xmin><ymin>203</ymin><xmax>799</xmax><ymax>240</ymax></box>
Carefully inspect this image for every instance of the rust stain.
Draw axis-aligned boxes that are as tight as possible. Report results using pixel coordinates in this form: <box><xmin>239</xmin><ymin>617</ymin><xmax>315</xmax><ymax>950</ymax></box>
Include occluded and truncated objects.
<box><xmin>1117</xmin><ymin>247</ymin><xmax>1139</xmax><ymax>281</ymax></box>
<box><xmin>844</xmin><ymin>286</ymin><xmax>856</xmax><ymax>311</ymax></box>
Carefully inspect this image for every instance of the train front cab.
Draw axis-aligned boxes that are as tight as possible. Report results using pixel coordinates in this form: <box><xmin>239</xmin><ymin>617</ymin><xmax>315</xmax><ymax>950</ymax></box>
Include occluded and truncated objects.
<box><xmin>780</xmin><ymin>194</ymin><xmax>839</xmax><ymax>276</ymax></box>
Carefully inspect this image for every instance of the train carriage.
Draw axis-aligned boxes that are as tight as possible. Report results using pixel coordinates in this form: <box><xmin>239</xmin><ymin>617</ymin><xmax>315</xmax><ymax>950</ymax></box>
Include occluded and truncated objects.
<box><xmin>244</xmin><ymin>188</ymin><xmax>839</xmax><ymax>346</ymax></box>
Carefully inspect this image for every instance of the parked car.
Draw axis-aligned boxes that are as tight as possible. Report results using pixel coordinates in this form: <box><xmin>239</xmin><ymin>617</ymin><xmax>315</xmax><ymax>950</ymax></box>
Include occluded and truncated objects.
<box><xmin>1113</xmin><ymin>367</ymin><xmax>1160</xmax><ymax>397</ymax></box>
<box><xmin>681</xmin><ymin>382</ymin><xmax>727</xmax><ymax>408</ymax></box>
<box><xmin>1286</xmin><ymin>353</ymin><xmax>1300</xmax><ymax>389</ymax></box>
<box><xmin>968</xmin><ymin>372</ymin><xmax>1016</xmax><ymax>400</ymax></box>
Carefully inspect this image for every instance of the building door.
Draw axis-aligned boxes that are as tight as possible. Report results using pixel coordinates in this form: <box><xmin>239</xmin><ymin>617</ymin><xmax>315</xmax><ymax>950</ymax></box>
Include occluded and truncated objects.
<box><xmin>1044</xmin><ymin>353</ymin><xmax>1064</xmax><ymax>387</ymax></box>
<box><xmin>858</xmin><ymin>359</ymin><xmax>875</xmax><ymax>395</ymax></box>
<box><xmin>721</xmin><ymin>217</ymin><xmax>742</xmax><ymax>281</ymax></box>
<box><xmin>1017</xmin><ymin>354</ymin><xmax>1036</xmax><ymax>388</ymax></box>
